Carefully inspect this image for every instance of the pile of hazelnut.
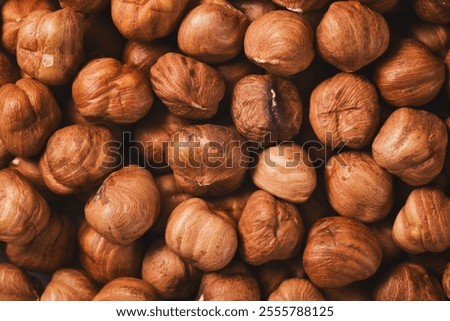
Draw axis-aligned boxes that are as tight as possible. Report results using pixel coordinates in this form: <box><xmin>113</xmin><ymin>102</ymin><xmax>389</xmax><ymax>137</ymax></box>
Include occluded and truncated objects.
<box><xmin>0</xmin><ymin>0</ymin><xmax>449</xmax><ymax>301</ymax></box>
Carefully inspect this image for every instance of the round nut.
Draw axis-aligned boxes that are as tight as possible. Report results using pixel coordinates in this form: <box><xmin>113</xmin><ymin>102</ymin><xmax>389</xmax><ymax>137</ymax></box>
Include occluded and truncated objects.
<box><xmin>122</xmin><ymin>40</ymin><xmax>172</xmax><ymax>75</ymax></box>
<box><xmin>303</xmin><ymin>216</ymin><xmax>382</xmax><ymax>288</ymax></box>
<box><xmin>244</xmin><ymin>10</ymin><xmax>314</xmax><ymax>76</ymax></box>
<box><xmin>413</xmin><ymin>0</ymin><xmax>450</xmax><ymax>25</ymax></box>
<box><xmin>268</xmin><ymin>278</ymin><xmax>325</xmax><ymax>301</ymax></box>
<box><xmin>40</xmin><ymin>269</ymin><xmax>98</xmax><ymax>301</ymax></box>
<box><xmin>316</xmin><ymin>1</ymin><xmax>389</xmax><ymax>72</ymax></box>
<box><xmin>0</xmin><ymin>263</ymin><xmax>39</xmax><ymax>301</ymax></box>
<box><xmin>410</xmin><ymin>22</ymin><xmax>450</xmax><ymax>58</ymax></box>
<box><xmin>93</xmin><ymin>277</ymin><xmax>158</xmax><ymax>301</ymax></box>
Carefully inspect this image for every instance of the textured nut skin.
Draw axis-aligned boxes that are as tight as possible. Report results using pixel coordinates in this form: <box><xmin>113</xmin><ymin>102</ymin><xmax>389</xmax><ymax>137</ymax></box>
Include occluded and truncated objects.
<box><xmin>0</xmin><ymin>263</ymin><xmax>39</xmax><ymax>300</ymax></box>
<box><xmin>78</xmin><ymin>221</ymin><xmax>143</xmax><ymax>284</ymax></box>
<box><xmin>59</xmin><ymin>0</ymin><xmax>109</xmax><ymax>13</ymax></box>
<box><xmin>16</xmin><ymin>9</ymin><xmax>84</xmax><ymax>86</ymax></box>
<box><xmin>244</xmin><ymin>10</ymin><xmax>314</xmax><ymax>76</ymax></box>
<box><xmin>216</xmin><ymin>57</ymin><xmax>262</xmax><ymax>96</ymax></box>
<box><xmin>373</xmin><ymin>39</ymin><xmax>445</xmax><ymax>107</ymax></box>
<box><xmin>85</xmin><ymin>166</ymin><xmax>160</xmax><ymax>246</ymax></box>
<box><xmin>272</xmin><ymin>0</ymin><xmax>328</xmax><ymax>12</ymax></box>
<box><xmin>6</xmin><ymin>214</ymin><xmax>76</xmax><ymax>273</ymax></box>
<box><xmin>39</xmin><ymin>124</ymin><xmax>118</xmax><ymax>195</ymax></box>
<box><xmin>178</xmin><ymin>3</ymin><xmax>248</xmax><ymax>64</ymax></box>
<box><xmin>231</xmin><ymin>0</ymin><xmax>276</xmax><ymax>22</ymax></box>
<box><xmin>150</xmin><ymin>53</ymin><xmax>225</xmax><ymax>120</ymax></box>
<box><xmin>372</xmin><ymin>108</ymin><xmax>447</xmax><ymax>186</ymax></box>
<box><xmin>72</xmin><ymin>58</ymin><xmax>154</xmax><ymax>125</ymax></box>
<box><xmin>167</xmin><ymin>125</ymin><xmax>247</xmax><ymax>197</ymax></box>
<box><xmin>374</xmin><ymin>262</ymin><xmax>444</xmax><ymax>300</ymax></box>
<box><xmin>443</xmin><ymin>262</ymin><xmax>450</xmax><ymax>299</ymax></box>
<box><xmin>231</xmin><ymin>74</ymin><xmax>302</xmax><ymax>145</ymax></box>
<box><xmin>122</xmin><ymin>40</ymin><xmax>172</xmax><ymax>75</ymax></box>
<box><xmin>93</xmin><ymin>277</ymin><xmax>158</xmax><ymax>301</ymax></box>
<box><xmin>1</xmin><ymin>0</ymin><xmax>54</xmax><ymax>54</ymax></box>
<box><xmin>410</xmin><ymin>23</ymin><xmax>450</xmax><ymax>58</ymax></box>
<box><xmin>309</xmin><ymin>72</ymin><xmax>380</xmax><ymax>149</ymax></box>
<box><xmin>0</xmin><ymin>168</ymin><xmax>50</xmax><ymax>244</ymax></box>
<box><xmin>209</xmin><ymin>185</ymin><xmax>254</xmax><ymax>223</ymax></box>
<box><xmin>141</xmin><ymin>239</ymin><xmax>201</xmax><ymax>300</ymax></box>
<box><xmin>303</xmin><ymin>216</ymin><xmax>382</xmax><ymax>288</ymax></box>
<box><xmin>238</xmin><ymin>190</ymin><xmax>304</xmax><ymax>265</ymax></box>
<box><xmin>352</xmin><ymin>0</ymin><xmax>398</xmax><ymax>13</ymax></box>
<box><xmin>0</xmin><ymin>52</ymin><xmax>18</xmax><ymax>87</ymax></box>
<box><xmin>413</xmin><ymin>0</ymin><xmax>450</xmax><ymax>25</ymax></box>
<box><xmin>393</xmin><ymin>188</ymin><xmax>450</xmax><ymax>254</ymax></box>
<box><xmin>165</xmin><ymin>198</ymin><xmax>238</xmax><ymax>271</ymax></box>
<box><xmin>316</xmin><ymin>2</ymin><xmax>389</xmax><ymax>72</ymax></box>
<box><xmin>111</xmin><ymin>0</ymin><xmax>189</xmax><ymax>42</ymax></box>
<box><xmin>197</xmin><ymin>262</ymin><xmax>261</xmax><ymax>301</ymax></box>
<box><xmin>268</xmin><ymin>278</ymin><xmax>325</xmax><ymax>301</ymax></box>
<box><xmin>254</xmin><ymin>260</ymin><xmax>301</xmax><ymax>299</ymax></box>
<box><xmin>325</xmin><ymin>151</ymin><xmax>394</xmax><ymax>223</ymax></box>
<box><xmin>252</xmin><ymin>144</ymin><xmax>316</xmax><ymax>203</ymax></box>
<box><xmin>0</xmin><ymin>78</ymin><xmax>61</xmax><ymax>157</ymax></box>
<box><xmin>40</xmin><ymin>269</ymin><xmax>98</xmax><ymax>301</ymax></box>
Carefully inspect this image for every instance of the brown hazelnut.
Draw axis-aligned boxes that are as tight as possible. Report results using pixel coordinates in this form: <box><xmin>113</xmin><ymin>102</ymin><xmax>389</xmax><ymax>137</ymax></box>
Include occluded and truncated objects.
<box><xmin>321</xmin><ymin>281</ymin><xmax>372</xmax><ymax>301</ymax></box>
<box><xmin>230</xmin><ymin>0</ymin><xmax>276</xmax><ymax>22</ymax></box>
<box><xmin>40</xmin><ymin>268</ymin><xmax>98</xmax><ymax>301</ymax></box>
<box><xmin>244</xmin><ymin>10</ymin><xmax>314</xmax><ymax>76</ymax></box>
<box><xmin>85</xmin><ymin>166</ymin><xmax>160</xmax><ymax>245</ymax></box>
<box><xmin>197</xmin><ymin>262</ymin><xmax>261</xmax><ymax>301</ymax></box>
<box><xmin>0</xmin><ymin>263</ymin><xmax>39</xmax><ymax>300</ymax></box>
<box><xmin>1</xmin><ymin>0</ymin><xmax>54</xmax><ymax>54</ymax></box>
<box><xmin>392</xmin><ymin>188</ymin><xmax>450</xmax><ymax>254</ymax></box>
<box><xmin>0</xmin><ymin>168</ymin><xmax>50</xmax><ymax>244</ymax></box>
<box><xmin>413</xmin><ymin>0</ymin><xmax>450</xmax><ymax>25</ymax></box>
<box><xmin>238</xmin><ymin>190</ymin><xmax>304</xmax><ymax>265</ymax></box>
<box><xmin>272</xmin><ymin>0</ymin><xmax>329</xmax><ymax>13</ymax></box>
<box><xmin>373</xmin><ymin>39</ymin><xmax>445</xmax><ymax>107</ymax></box>
<box><xmin>167</xmin><ymin>124</ymin><xmax>247</xmax><ymax>196</ymax></box>
<box><xmin>165</xmin><ymin>198</ymin><xmax>238</xmax><ymax>271</ymax></box>
<box><xmin>303</xmin><ymin>216</ymin><xmax>382</xmax><ymax>288</ymax></box>
<box><xmin>443</xmin><ymin>262</ymin><xmax>450</xmax><ymax>299</ymax></box>
<box><xmin>58</xmin><ymin>0</ymin><xmax>109</xmax><ymax>13</ymax></box>
<box><xmin>231</xmin><ymin>74</ymin><xmax>303</xmax><ymax>145</ymax></box>
<box><xmin>150</xmin><ymin>53</ymin><xmax>225</xmax><ymax>120</ymax></box>
<box><xmin>372</xmin><ymin>108</ymin><xmax>447</xmax><ymax>186</ymax></box>
<box><xmin>325</xmin><ymin>151</ymin><xmax>394</xmax><ymax>223</ymax></box>
<box><xmin>111</xmin><ymin>0</ymin><xmax>189</xmax><ymax>42</ymax></box>
<box><xmin>369</xmin><ymin>219</ymin><xmax>401</xmax><ymax>262</ymax></box>
<box><xmin>209</xmin><ymin>185</ymin><xmax>254</xmax><ymax>223</ymax></box>
<box><xmin>93</xmin><ymin>277</ymin><xmax>157</xmax><ymax>301</ymax></box>
<box><xmin>178</xmin><ymin>3</ymin><xmax>248</xmax><ymax>64</ymax></box>
<box><xmin>78</xmin><ymin>221</ymin><xmax>143</xmax><ymax>284</ymax></box>
<box><xmin>410</xmin><ymin>23</ymin><xmax>450</xmax><ymax>58</ymax></box>
<box><xmin>141</xmin><ymin>239</ymin><xmax>201</xmax><ymax>300</ymax></box>
<box><xmin>252</xmin><ymin>144</ymin><xmax>316</xmax><ymax>203</ymax></box>
<box><xmin>268</xmin><ymin>278</ymin><xmax>325</xmax><ymax>301</ymax></box>
<box><xmin>374</xmin><ymin>262</ymin><xmax>444</xmax><ymax>300</ymax></box>
<box><xmin>0</xmin><ymin>140</ymin><xmax>13</xmax><ymax>170</ymax></box>
<box><xmin>0</xmin><ymin>78</ymin><xmax>61</xmax><ymax>157</ymax></box>
<box><xmin>122</xmin><ymin>40</ymin><xmax>172</xmax><ymax>75</ymax></box>
<box><xmin>0</xmin><ymin>51</ymin><xmax>18</xmax><ymax>87</ymax></box>
<box><xmin>309</xmin><ymin>72</ymin><xmax>380</xmax><ymax>149</ymax></box>
<box><xmin>351</xmin><ymin>0</ymin><xmax>398</xmax><ymax>13</ymax></box>
<box><xmin>39</xmin><ymin>124</ymin><xmax>118</xmax><ymax>195</ymax></box>
<box><xmin>72</xmin><ymin>58</ymin><xmax>154</xmax><ymax>125</ymax></box>
<box><xmin>316</xmin><ymin>1</ymin><xmax>389</xmax><ymax>72</ymax></box>
<box><xmin>16</xmin><ymin>9</ymin><xmax>84</xmax><ymax>86</ymax></box>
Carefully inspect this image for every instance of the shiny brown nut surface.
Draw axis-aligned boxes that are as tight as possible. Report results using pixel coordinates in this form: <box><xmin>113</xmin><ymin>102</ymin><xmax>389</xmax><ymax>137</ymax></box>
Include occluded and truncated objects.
<box><xmin>93</xmin><ymin>277</ymin><xmax>158</xmax><ymax>301</ymax></box>
<box><xmin>268</xmin><ymin>278</ymin><xmax>325</xmax><ymax>301</ymax></box>
<box><xmin>0</xmin><ymin>263</ymin><xmax>39</xmax><ymax>300</ymax></box>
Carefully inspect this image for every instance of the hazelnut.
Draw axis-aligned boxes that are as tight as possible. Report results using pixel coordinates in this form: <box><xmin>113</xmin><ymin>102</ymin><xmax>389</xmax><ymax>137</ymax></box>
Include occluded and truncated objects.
<box><xmin>72</xmin><ymin>58</ymin><xmax>154</xmax><ymax>125</ymax></box>
<box><xmin>40</xmin><ymin>268</ymin><xmax>98</xmax><ymax>301</ymax></box>
<box><xmin>443</xmin><ymin>262</ymin><xmax>450</xmax><ymax>299</ymax></box>
<box><xmin>231</xmin><ymin>74</ymin><xmax>303</xmax><ymax>145</ymax></box>
<box><xmin>238</xmin><ymin>190</ymin><xmax>304</xmax><ymax>265</ymax></box>
<box><xmin>209</xmin><ymin>185</ymin><xmax>254</xmax><ymax>223</ymax></box>
<box><xmin>167</xmin><ymin>124</ymin><xmax>247</xmax><ymax>196</ymax></box>
<box><xmin>392</xmin><ymin>188</ymin><xmax>450</xmax><ymax>254</ymax></box>
<box><xmin>303</xmin><ymin>216</ymin><xmax>382</xmax><ymax>288</ymax></box>
<box><xmin>0</xmin><ymin>168</ymin><xmax>50</xmax><ymax>244</ymax></box>
<box><xmin>252</xmin><ymin>144</ymin><xmax>316</xmax><ymax>203</ymax></box>
<box><xmin>39</xmin><ymin>124</ymin><xmax>118</xmax><ymax>195</ymax></box>
<box><xmin>0</xmin><ymin>51</ymin><xmax>18</xmax><ymax>87</ymax></box>
<box><xmin>0</xmin><ymin>140</ymin><xmax>13</xmax><ymax>170</ymax></box>
<box><xmin>321</xmin><ymin>281</ymin><xmax>372</xmax><ymax>301</ymax></box>
<box><xmin>1</xmin><ymin>0</ymin><xmax>54</xmax><ymax>54</ymax></box>
<box><xmin>111</xmin><ymin>0</ymin><xmax>189</xmax><ymax>42</ymax></box>
<box><xmin>141</xmin><ymin>239</ymin><xmax>201</xmax><ymax>300</ymax></box>
<box><xmin>93</xmin><ymin>277</ymin><xmax>158</xmax><ymax>301</ymax></box>
<box><xmin>351</xmin><ymin>0</ymin><xmax>398</xmax><ymax>13</ymax></box>
<box><xmin>325</xmin><ymin>151</ymin><xmax>394</xmax><ymax>223</ymax></box>
<box><xmin>309</xmin><ymin>72</ymin><xmax>380</xmax><ymax>149</ymax></box>
<box><xmin>373</xmin><ymin>39</ymin><xmax>446</xmax><ymax>107</ymax></box>
<box><xmin>78</xmin><ymin>221</ymin><xmax>143</xmax><ymax>284</ymax></box>
<box><xmin>413</xmin><ymin>0</ymin><xmax>450</xmax><ymax>25</ymax></box>
<box><xmin>150</xmin><ymin>53</ymin><xmax>225</xmax><ymax>120</ymax></box>
<box><xmin>271</xmin><ymin>0</ymin><xmax>329</xmax><ymax>13</ymax></box>
<box><xmin>374</xmin><ymin>262</ymin><xmax>444</xmax><ymax>300</ymax></box>
<box><xmin>410</xmin><ymin>22</ymin><xmax>450</xmax><ymax>58</ymax></box>
<box><xmin>230</xmin><ymin>0</ymin><xmax>276</xmax><ymax>22</ymax></box>
<box><xmin>85</xmin><ymin>166</ymin><xmax>160</xmax><ymax>245</ymax></box>
<box><xmin>268</xmin><ymin>278</ymin><xmax>325</xmax><ymax>301</ymax></box>
<box><xmin>369</xmin><ymin>219</ymin><xmax>401</xmax><ymax>262</ymax></box>
<box><xmin>165</xmin><ymin>198</ymin><xmax>238</xmax><ymax>271</ymax></box>
<box><xmin>372</xmin><ymin>108</ymin><xmax>447</xmax><ymax>186</ymax></box>
<box><xmin>122</xmin><ymin>40</ymin><xmax>172</xmax><ymax>75</ymax></box>
<box><xmin>0</xmin><ymin>263</ymin><xmax>39</xmax><ymax>300</ymax></box>
<box><xmin>0</xmin><ymin>78</ymin><xmax>61</xmax><ymax>157</ymax></box>
<box><xmin>16</xmin><ymin>9</ymin><xmax>84</xmax><ymax>86</ymax></box>
<box><xmin>244</xmin><ymin>10</ymin><xmax>314</xmax><ymax>76</ymax></box>
<box><xmin>316</xmin><ymin>1</ymin><xmax>389</xmax><ymax>72</ymax></box>
<box><xmin>58</xmin><ymin>0</ymin><xmax>109</xmax><ymax>13</ymax></box>
<box><xmin>197</xmin><ymin>262</ymin><xmax>261</xmax><ymax>301</ymax></box>
<box><xmin>178</xmin><ymin>3</ymin><xmax>248</xmax><ymax>64</ymax></box>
